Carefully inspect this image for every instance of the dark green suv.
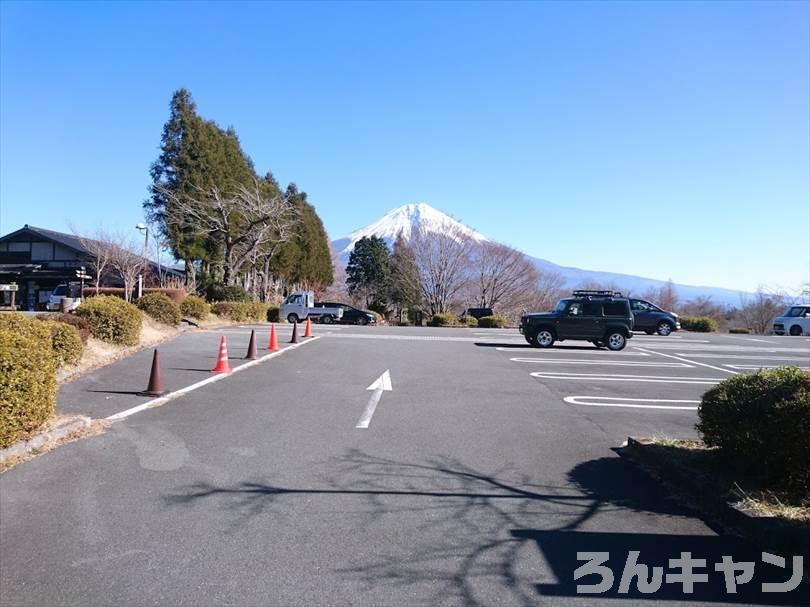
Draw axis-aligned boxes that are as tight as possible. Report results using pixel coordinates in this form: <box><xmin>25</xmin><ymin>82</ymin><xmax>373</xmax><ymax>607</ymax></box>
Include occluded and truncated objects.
<box><xmin>519</xmin><ymin>290</ymin><xmax>634</xmax><ymax>351</ymax></box>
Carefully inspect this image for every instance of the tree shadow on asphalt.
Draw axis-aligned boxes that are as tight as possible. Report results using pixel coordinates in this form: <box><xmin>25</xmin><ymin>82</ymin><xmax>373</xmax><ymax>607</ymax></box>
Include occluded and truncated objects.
<box><xmin>164</xmin><ymin>450</ymin><xmax>808</xmax><ymax>606</ymax></box>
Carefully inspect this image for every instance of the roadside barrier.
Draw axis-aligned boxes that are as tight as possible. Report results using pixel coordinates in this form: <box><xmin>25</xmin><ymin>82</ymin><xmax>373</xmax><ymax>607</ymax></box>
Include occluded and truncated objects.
<box><xmin>267</xmin><ymin>324</ymin><xmax>279</xmax><ymax>351</ymax></box>
<box><xmin>304</xmin><ymin>318</ymin><xmax>313</xmax><ymax>338</ymax></box>
<box><xmin>245</xmin><ymin>329</ymin><xmax>258</xmax><ymax>360</ymax></box>
<box><xmin>290</xmin><ymin>321</ymin><xmax>299</xmax><ymax>344</ymax></box>
<box><xmin>141</xmin><ymin>349</ymin><xmax>168</xmax><ymax>396</ymax></box>
<box><xmin>211</xmin><ymin>336</ymin><xmax>232</xmax><ymax>374</ymax></box>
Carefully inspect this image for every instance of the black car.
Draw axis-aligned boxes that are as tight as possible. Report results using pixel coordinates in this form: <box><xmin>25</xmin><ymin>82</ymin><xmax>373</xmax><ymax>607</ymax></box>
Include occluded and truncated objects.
<box><xmin>519</xmin><ymin>290</ymin><xmax>634</xmax><ymax>350</ymax></box>
<box><xmin>460</xmin><ymin>307</ymin><xmax>493</xmax><ymax>321</ymax></box>
<box><xmin>319</xmin><ymin>302</ymin><xmax>376</xmax><ymax>325</ymax></box>
<box><xmin>628</xmin><ymin>298</ymin><xmax>680</xmax><ymax>336</ymax></box>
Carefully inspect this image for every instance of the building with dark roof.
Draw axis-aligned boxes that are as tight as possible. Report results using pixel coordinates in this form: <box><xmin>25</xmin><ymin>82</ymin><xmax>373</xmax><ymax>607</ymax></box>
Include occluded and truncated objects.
<box><xmin>0</xmin><ymin>225</ymin><xmax>181</xmax><ymax>310</ymax></box>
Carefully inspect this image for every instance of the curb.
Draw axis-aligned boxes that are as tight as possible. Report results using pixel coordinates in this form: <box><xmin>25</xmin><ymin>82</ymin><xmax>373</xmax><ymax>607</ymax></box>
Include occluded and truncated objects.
<box><xmin>0</xmin><ymin>416</ymin><xmax>92</xmax><ymax>464</ymax></box>
<box><xmin>618</xmin><ymin>437</ymin><xmax>810</xmax><ymax>561</ymax></box>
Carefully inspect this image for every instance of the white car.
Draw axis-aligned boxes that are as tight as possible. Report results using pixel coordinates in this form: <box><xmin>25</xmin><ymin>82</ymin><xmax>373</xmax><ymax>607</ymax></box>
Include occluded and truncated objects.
<box><xmin>772</xmin><ymin>304</ymin><xmax>810</xmax><ymax>336</ymax></box>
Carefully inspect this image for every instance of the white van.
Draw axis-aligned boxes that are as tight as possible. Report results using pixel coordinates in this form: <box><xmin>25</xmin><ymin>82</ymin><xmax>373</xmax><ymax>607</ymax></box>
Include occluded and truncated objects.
<box><xmin>772</xmin><ymin>304</ymin><xmax>810</xmax><ymax>336</ymax></box>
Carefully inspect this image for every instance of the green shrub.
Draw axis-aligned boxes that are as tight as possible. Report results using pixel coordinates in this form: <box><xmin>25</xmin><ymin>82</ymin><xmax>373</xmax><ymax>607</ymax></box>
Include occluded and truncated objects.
<box><xmin>729</xmin><ymin>327</ymin><xmax>751</xmax><ymax>334</ymax></box>
<box><xmin>36</xmin><ymin>313</ymin><xmax>91</xmax><ymax>344</ymax></box>
<box><xmin>83</xmin><ymin>287</ymin><xmax>128</xmax><ymax>300</ymax></box>
<box><xmin>181</xmin><ymin>295</ymin><xmax>211</xmax><ymax>320</ymax></box>
<box><xmin>76</xmin><ymin>295</ymin><xmax>142</xmax><ymax>345</ymax></box>
<box><xmin>478</xmin><ymin>315</ymin><xmax>507</xmax><ymax>328</ymax></box>
<box><xmin>142</xmin><ymin>288</ymin><xmax>187</xmax><ymax>303</ymax></box>
<box><xmin>680</xmin><ymin>316</ymin><xmax>718</xmax><ymax>332</ymax></box>
<box><xmin>211</xmin><ymin>302</ymin><xmax>234</xmax><ymax>318</ymax></box>
<box><xmin>697</xmin><ymin>366</ymin><xmax>810</xmax><ymax>492</ymax></box>
<box><xmin>40</xmin><ymin>320</ymin><xmax>83</xmax><ymax>367</ymax></box>
<box><xmin>462</xmin><ymin>315</ymin><xmax>479</xmax><ymax>327</ymax></box>
<box><xmin>0</xmin><ymin>314</ymin><xmax>57</xmax><ymax>448</ymax></box>
<box><xmin>267</xmin><ymin>306</ymin><xmax>280</xmax><ymax>323</ymax></box>
<box><xmin>205</xmin><ymin>284</ymin><xmax>250</xmax><ymax>303</ymax></box>
<box><xmin>136</xmin><ymin>292</ymin><xmax>181</xmax><ymax>326</ymax></box>
<box><xmin>211</xmin><ymin>301</ymin><xmax>266</xmax><ymax>322</ymax></box>
<box><xmin>429</xmin><ymin>313</ymin><xmax>459</xmax><ymax>327</ymax></box>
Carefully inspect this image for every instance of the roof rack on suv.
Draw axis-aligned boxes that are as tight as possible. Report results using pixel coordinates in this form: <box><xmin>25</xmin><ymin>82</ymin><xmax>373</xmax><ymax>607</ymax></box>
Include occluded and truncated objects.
<box><xmin>571</xmin><ymin>289</ymin><xmax>624</xmax><ymax>298</ymax></box>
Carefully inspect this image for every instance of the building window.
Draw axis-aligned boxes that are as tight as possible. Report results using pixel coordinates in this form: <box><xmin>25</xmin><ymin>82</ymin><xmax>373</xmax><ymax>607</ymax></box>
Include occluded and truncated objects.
<box><xmin>31</xmin><ymin>242</ymin><xmax>54</xmax><ymax>261</ymax></box>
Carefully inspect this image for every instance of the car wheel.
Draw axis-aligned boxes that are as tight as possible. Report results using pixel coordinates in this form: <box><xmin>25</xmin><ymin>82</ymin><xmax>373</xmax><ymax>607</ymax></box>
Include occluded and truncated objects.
<box><xmin>789</xmin><ymin>325</ymin><xmax>803</xmax><ymax>336</ymax></box>
<box><xmin>360</xmin><ymin>316</ymin><xmax>369</xmax><ymax>326</ymax></box>
<box><xmin>605</xmin><ymin>331</ymin><xmax>627</xmax><ymax>351</ymax></box>
<box><xmin>656</xmin><ymin>321</ymin><xmax>673</xmax><ymax>336</ymax></box>
<box><xmin>322</xmin><ymin>315</ymin><xmax>333</xmax><ymax>324</ymax></box>
<box><xmin>534</xmin><ymin>330</ymin><xmax>555</xmax><ymax>348</ymax></box>
<box><xmin>287</xmin><ymin>314</ymin><xmax>299</xmax><ymax>324</ymax></box>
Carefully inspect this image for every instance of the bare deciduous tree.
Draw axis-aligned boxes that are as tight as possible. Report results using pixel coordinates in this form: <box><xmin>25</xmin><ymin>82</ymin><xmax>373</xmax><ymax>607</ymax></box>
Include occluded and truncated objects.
<box><xmin>738</xmin><ymin>288</ymin><xmax>788</xmax><ymax>334</ymax></box>
<box><xmin>473</xmin><ymin>242</ymin><xmax>540</xmax><ymax>309</ymax></box>
<box><xmin>158</xmin><ymin>180</ymin><xmax>299</xmax><ymax>286</ymax></box>
<box><xmin>107</xmin><ymin>237</ymin><xmax>147</xmax><ymax>302</ymax></box>
<box><xmin>77</xmin><ymin>229</ymin><xmax>117</xmax><ymax>294</ymax></box>
<box><xmin>410</xmin><ymin>225</ymin><xmax>475</xmax><ymax>315</ymax></box>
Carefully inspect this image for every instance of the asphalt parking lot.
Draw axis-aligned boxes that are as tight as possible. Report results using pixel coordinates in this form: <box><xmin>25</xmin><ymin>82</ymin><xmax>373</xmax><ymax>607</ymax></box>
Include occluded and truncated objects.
<box><xmin>2</xmin><ymin>324</ymin><xmax>809</xmax><ymax>606</ymax></box>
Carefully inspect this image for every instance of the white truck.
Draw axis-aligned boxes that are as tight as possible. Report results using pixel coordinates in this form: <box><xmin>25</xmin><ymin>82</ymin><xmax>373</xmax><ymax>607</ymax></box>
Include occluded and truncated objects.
<box><xmin>772</xmin><ymin>304</ymin><xmax>810</xmax><ymax>336</ymax></box>
<box><xmin>280</xmin><ymin>290</ymin><xmax>344</xmax><ymax>324</ymax></box>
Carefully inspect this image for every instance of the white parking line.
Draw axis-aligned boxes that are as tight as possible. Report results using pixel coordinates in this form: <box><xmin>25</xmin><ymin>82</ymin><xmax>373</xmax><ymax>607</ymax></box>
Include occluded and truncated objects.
<box><xmin>511</xmin><ymin>358</ymin><xmax>691</xmax><ymax>368</ymax></box>
<box><xmin>634</xmin><ymin>347</ymin><xmax>738</xmax><ymax>375</ymax></box>
<box><xmin>725</xmin><ymin>364</ymin><xmax>810</xmax><ymax>370</ymax></box>
<box><xmin>563</xmin><ymin>396</ymin><xmax>699</xmax><ymax>410</ymax></box>
<box><xmin>106</xmin><ymin>337</ymin><xmax>321</xmax><ymax>421</ymax></box>
<box><xmin>496</xmin><ymin>347</ymin><xmax>650</xmax><ymax>356</ymax></box>
<box><xmin>675</xmin><ymin>353</ymin><xmax>810</xmax><ymax>361</ymax></box>
<box><xmin>530</xmin><ymin>371</ymin><xmax>722</xmax><ymax>384</ymax></box>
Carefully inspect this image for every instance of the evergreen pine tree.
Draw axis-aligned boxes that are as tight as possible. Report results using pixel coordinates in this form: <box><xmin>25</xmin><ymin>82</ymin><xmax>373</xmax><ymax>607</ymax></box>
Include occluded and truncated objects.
<box><xmin>346</xmin><ymin>236</ymin><xmax>391</xmax><ymax>308</ymax></box>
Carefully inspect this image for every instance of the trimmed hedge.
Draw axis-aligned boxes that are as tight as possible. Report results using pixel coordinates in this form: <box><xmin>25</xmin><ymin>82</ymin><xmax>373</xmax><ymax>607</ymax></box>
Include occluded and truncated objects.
<box><xmin>205</xmin><ymin>285</ymin><xmax>250</xmax><ymax>303</ymax></box>
<box><xmin>76</xmin><ymin>295</ymin><xmax>142</xmax><ymax>345</ymax></box>
<box><xmin>680</xmin><ymin>316</ymin><xmax>718</xmax><ymax>332</ymax></box>
<box><xmin>697</xmin><ymin>366</ymin><xmax>810</xmax><ymax>492</ymax></box>
<box><xmin>267</xmin><ymin>306</ymin><xmax>280</xmax><ymax>323</ymax></box>
<box><xmin>41</xmin><ymin>320</ymin><xmax>83</xmax><ymax>367</ymax></box>
<box><xmin>37</xmin><ymin>313</ymin><xmax>91</xmax><ymax>344</ymax></box>
<box><xmin>462</xmin><ymin>315</ymin><xmax>479</xmax><ymax>328</ymax></box>
<box><xmin>136</xmin><ymin>292</ymin><xmax>181</xmax><ymax>326</ymax></box>
<box><xmin>181</xmin><ymin>295</ymin><xmax>211</xmax><ymax>320</ymax></box>
<box><xmin>142</xmin><ymin>288</ymin><xmax>187</xmax><ymax>303</ymax></box>
<box><xmin>429</xmin><ymin>313</ymin><xmax>459</xmax><ymax>327</ymax></box>
<box><xmin>212</xmin><ymin>301</ymin><xmax>266</xmax><ymax>322</ymax></box>
<box><xmin>729</xmin><ymin>327</ymin><xmax>751</xmax><ymax>334</ymax></box>
<box><xmin>0</xmin><ymin>314</ymin><xmax>57</xmax><ymax>448</ymax></box>
<box><xmin>478</xmin><ymin>315</ymin><xmax>507</xmax><ymax>328</ymax></box>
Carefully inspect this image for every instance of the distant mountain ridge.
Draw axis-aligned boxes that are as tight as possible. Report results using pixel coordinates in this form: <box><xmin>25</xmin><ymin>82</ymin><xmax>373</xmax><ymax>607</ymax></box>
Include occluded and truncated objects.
<box><xmin>332</xmin><ymin>203</ymin><xmax>752</xmax><ymax>306</ymax></box>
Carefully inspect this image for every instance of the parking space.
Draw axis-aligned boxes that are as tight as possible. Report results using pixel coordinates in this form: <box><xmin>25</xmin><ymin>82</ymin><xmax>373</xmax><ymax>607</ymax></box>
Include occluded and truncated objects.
<box><xmin>489</xmin><ymin>331</ymin><xmax>810</xmax><ymax>440</ymax></box>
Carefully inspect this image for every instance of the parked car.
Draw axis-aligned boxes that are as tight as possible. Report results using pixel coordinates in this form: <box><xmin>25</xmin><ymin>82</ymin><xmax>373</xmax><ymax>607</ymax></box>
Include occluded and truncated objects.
<box><xmin>773</xmin><ymin>304</ymin><xmax>810</xmax><ymax>336</ymax></box>
<box><xmin>628</xmin><ymin>298</ymin><xmax>680</xmax><ymax>336</ymax></box>
<box><xmin>317</xmin><ymin>302</ymin><xmax>376</xmax><ymax>325</ymax></box>
<box><xmin>519</xmin><ymin>290</ymin><xmax>634</xmax><ymax>351</ymax></box>
<box><xmin>47</xmin><ymin>283</ymin><xmax>81</xmax><ymax>312</ymax></box>
<box><xmin>280</xmin><ymin>291</ymin><xmax>344</xmax><ymax>324</ymax></box>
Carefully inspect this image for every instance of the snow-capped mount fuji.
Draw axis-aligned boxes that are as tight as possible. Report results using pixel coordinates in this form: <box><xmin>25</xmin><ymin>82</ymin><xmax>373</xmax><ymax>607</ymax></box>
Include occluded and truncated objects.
<box><xmin>332</xmin><ymin>203</ymin><xmax>488</xmax><ymax>261</ymax></box>
<box><xmin>332</xmin><ymin>203</ymin><xmax>754</xmax><ymax>306</ymax></box>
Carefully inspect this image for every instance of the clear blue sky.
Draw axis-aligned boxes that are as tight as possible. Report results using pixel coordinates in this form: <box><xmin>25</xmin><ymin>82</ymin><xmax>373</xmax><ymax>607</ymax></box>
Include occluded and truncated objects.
<box><xmin>1</xmin><ymin>0</ymin><xmax>808</xmax><ymax>293</ymax></box>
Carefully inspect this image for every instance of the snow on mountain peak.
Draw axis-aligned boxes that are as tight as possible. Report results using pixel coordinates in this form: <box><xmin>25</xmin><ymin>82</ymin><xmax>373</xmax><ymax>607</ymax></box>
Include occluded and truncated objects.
<box><xmin>337</xmin><ymin>203</ymin><xmax>488</xmax><ymax>256</ymax></box>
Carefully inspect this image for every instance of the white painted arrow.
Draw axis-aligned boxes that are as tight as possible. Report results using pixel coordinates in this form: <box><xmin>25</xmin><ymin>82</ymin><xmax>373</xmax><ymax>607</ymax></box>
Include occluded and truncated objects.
<box><xmin>356</xmin><ymin>370</ymin><xmax>392</xmax><ymax>428</ymax></box>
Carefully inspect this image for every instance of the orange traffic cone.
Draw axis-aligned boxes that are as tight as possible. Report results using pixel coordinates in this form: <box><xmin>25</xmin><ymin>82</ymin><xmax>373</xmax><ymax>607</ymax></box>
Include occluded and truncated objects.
<box><xmin>267</xmin><ymin>324</ymin><xmax>279</xmax><ymax>351</ymax></box>
<box><xmin>141</xmin><ymin>349</ymin><xmax>167</xmax><ymax>396</ymax></box>
<box><xmin>245</xmin><ymin>329</ymin><xmax>258</xmax><ymax>360</ymax></box>
<box><xmin>304</xmin><ymin>318</ymin><xmax>313</xmax><ymax>338</ymax></box>
<box><xmin>290</xmin><ymin>320</ymin><xmax>299</xmax><ymax>344</ymax></box>
<box><xmin>211</xmin><ymin>336</ymin><xmax>232</xmax><ymax>374</ymax></box>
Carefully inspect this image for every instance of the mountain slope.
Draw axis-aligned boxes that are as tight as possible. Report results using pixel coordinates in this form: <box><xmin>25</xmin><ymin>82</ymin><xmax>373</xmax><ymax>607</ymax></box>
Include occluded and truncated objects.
<box><xmin>332</xmin><ymin>203</ymin><xmax>751</xmax><ymax>306</ymax></box>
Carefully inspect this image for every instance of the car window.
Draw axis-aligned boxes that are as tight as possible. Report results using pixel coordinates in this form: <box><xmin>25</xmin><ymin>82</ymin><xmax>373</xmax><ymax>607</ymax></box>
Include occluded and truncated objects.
<box><xmin>631</xmin><ymin>299</ymin><xmax>651</xmax><ymax>312</ymax></box>
<box><xmin>582</xmin><ymin>302</ymin><xmax>601</xmax><ymax>316</ymax></box>
<box><xmin>603</xmin><ymin>302</ymin><xmax>627</xmax><ymax>316</ymax></box>
<box><xmin>53</xmin><ymin>285</ymin><xmax>68</xmax><ymax>296</ymax></box>
<box><xmin>566</xmin><ymin>302</ymin><xmax>583</xmax><ymax>316</ymax></box>
<box><xmin>554</xmin><ymin>300</ymin><xmax>569</xmax><ymax>313</ymax></box>
<box><xmin>785</xmin><ymin>306</ymin><xmax>803</xmax><ymax>317</ymax></box>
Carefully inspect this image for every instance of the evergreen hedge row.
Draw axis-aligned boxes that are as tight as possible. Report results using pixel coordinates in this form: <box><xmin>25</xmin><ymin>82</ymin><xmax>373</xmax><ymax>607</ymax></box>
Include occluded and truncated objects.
<box><xmin>136</xmin><ymin>292</ymin><xmax>181</xmax><ymax>326</ymax></box>
<box><xmin>76</xmin><ymin>296</ymin><xmax>142</xmax><ymax>345</ymax></box>
<box><xmin>181</xmin><ymin>295</ymin><xmax>211</xmax><ymax>320</ymax></box>
<box><xmin>680</xmin><ymin>316</ymin><xmax>718</xmax><ymax>332</ymax></box>
<box><xmin>478</xmin><ymin>315</ymin><xmax>507</xmax><ymax>328</ymax></box>
<box><xmin>0</xmin><ymin>314</ymin><xmax>57</xmax><ymax>448</ymax></box>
